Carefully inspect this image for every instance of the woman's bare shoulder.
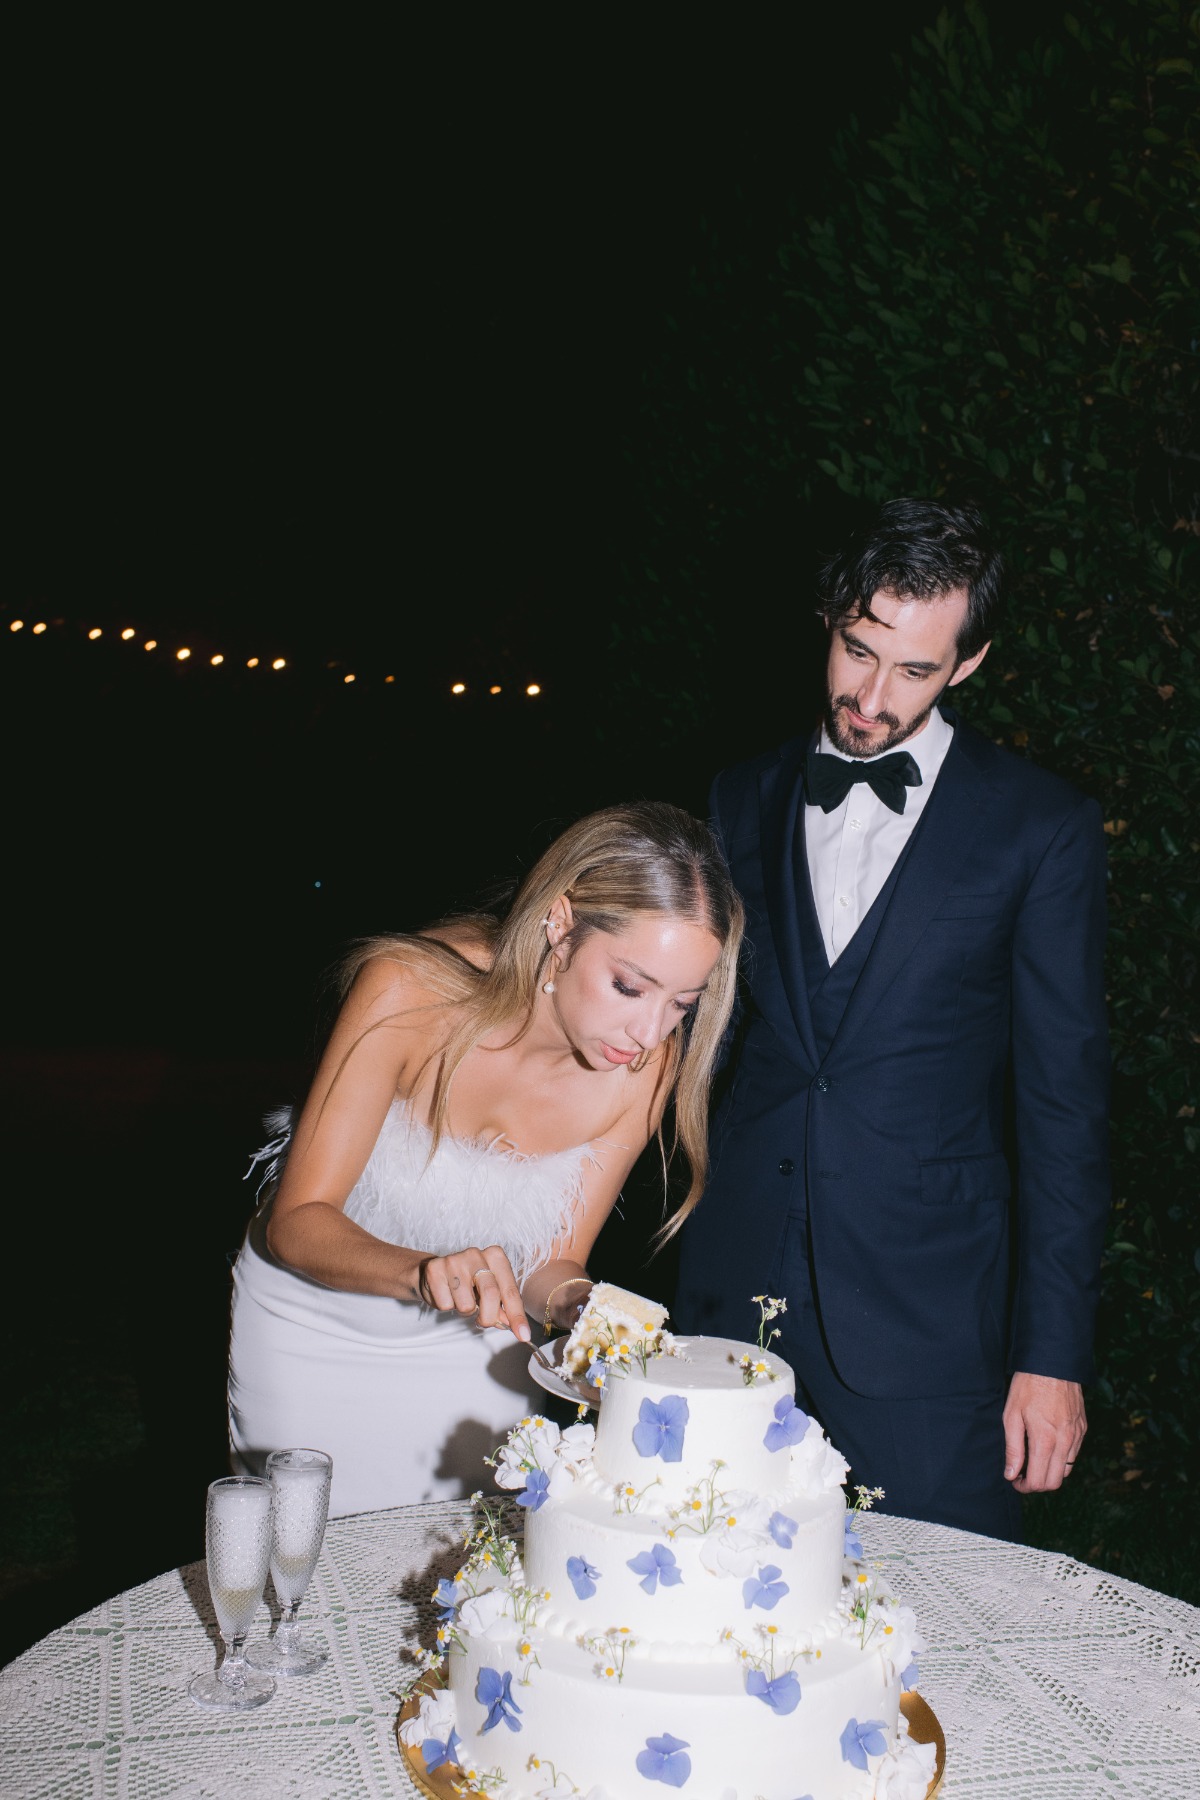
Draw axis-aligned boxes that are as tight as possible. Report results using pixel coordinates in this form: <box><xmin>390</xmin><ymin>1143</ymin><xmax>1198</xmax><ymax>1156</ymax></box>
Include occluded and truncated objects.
<box><xmin>342</xmin><ymin>944</ymin><xmax>456</xmax><ymax>1025</ymax></box>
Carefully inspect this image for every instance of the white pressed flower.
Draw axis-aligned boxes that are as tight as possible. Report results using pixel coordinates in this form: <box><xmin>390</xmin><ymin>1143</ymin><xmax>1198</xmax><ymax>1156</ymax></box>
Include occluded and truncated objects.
<box><xmin>873</xmin><ymin>1733</ymin><xmax>938</xmax><ymax>1799</ymax></box>
<box><xmin>557</xmin><ymin>1422</ymin><xmax>596</xmax><ymax>1468</ymax></box>
<box><xmin>697</xmin><ymin>1491</ymin><xmax>774</xmax><ymax>1576</ymax></box>
<box><xmin>398</xmin><ymin>1687</ymin><xmax>458</xmax><ymax>1748</ymax></box>
<box><xmin>457</xmin><ymin>1585</ymin><xmax>518</xmax><ymax>1643</ymax></box>
<box><xmin>790</xmin><ymin>1415</ymin><xmax>851</xmax><ymax>1494</ymax></box>
<box><xmin>867</xmin><ymin>1599</ymin><xmax>925</xmax><ymax>1683</ymax></box>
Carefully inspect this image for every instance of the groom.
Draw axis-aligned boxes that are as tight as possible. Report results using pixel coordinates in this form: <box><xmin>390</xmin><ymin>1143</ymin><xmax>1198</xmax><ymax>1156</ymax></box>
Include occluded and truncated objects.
<box><xmin>675</xmin><ymin>498</ymin><xmax>1110</xmax><ymax>1539</ymax></box>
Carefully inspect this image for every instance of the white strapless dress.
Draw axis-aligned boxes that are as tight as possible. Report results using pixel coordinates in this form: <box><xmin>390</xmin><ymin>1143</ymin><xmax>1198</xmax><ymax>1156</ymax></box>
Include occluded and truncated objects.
<box><xmin>228</xmin><ymin>1103</ymin><xmax>597</xmax><ymax>1516</ymax></box>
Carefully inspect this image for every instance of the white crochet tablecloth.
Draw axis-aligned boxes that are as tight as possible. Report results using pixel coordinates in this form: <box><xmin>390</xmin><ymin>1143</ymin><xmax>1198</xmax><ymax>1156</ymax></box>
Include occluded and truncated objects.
<box><xmin>2</xmin><ymin>1503</ymin><xmax>1198</xmax><ymax>1799</ymax></box>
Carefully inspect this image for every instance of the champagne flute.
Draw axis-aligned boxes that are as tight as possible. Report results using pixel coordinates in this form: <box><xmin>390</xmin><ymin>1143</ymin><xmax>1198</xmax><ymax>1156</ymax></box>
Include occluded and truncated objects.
<box><xmin>189</xmin><ymin>1476</ymin><xmax>276</xmax><ymax>1711</ymax></box>
<box><xmin>246</xmin><ymin>1448</ymin><xmax>333</xmax><ymax>1676</ymax></box>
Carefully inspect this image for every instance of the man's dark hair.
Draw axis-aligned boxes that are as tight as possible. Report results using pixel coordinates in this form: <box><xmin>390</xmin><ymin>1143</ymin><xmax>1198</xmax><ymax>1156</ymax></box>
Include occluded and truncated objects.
<box><xmin>818</xmin><ymin>498</ymin><xmax>1005</xmax><ymax>662</ymax></box>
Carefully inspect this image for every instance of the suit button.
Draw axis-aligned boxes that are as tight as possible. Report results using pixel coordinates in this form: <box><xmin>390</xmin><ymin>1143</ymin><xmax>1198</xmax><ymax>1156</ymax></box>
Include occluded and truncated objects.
<box><xmin>814</xmin><ymin>1076</ymin><xmax>829</xmax><ymax>1092</ymax></box>
<box><xmin>778</xmin><ymin>1158</ymin><xmax>794</xmax><ymax>1176</ymax></box>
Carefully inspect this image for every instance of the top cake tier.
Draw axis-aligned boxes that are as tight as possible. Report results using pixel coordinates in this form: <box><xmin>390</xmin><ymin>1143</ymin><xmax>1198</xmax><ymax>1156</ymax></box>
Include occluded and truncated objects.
<box><xmin>592</xmin><ymin>1337</ymin><xmax>803</xmax><ymax>1503</ymax></box>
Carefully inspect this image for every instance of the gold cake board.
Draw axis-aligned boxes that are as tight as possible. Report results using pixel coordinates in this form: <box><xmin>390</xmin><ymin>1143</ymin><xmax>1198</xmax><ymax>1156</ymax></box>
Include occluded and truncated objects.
<box><xmin>397</xmin><ymin>1676</ymin><xmax>945</xmax><ymax>1798</ymax></box>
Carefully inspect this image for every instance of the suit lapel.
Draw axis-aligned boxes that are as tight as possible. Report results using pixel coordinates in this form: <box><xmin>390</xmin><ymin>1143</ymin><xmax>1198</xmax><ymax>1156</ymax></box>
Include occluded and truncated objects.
<box><xmin>758</xmin><ymin>738</ymin><xmax>820</xmax><ymax>1068</ymax></box>
<box><xmin>824</xmin><ymin>722</ymin><xmax>994</xmax><ymax>1062</ymax></box>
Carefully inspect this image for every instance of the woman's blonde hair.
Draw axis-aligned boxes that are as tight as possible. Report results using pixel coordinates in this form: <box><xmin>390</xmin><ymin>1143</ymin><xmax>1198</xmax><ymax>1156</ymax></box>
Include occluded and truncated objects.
<box><xmin>340</xmin><ymin>801</ymin><xmax>743</xmax><ymax>1241</ymax></box>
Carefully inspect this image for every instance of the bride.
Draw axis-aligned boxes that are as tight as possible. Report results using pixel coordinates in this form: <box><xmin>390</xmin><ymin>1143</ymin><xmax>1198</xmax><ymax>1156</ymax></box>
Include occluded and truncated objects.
<box><xmin>227</xmin><ymin>801</ymin><xmax>743</xmax><ymax>1515</ymax></box>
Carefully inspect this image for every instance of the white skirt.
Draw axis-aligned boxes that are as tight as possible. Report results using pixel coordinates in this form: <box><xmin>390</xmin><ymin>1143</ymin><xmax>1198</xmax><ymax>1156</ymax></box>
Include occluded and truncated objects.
<box><xmin>227</xmin><ymin>1213</ymin><xmax>542</xmax><ymax>1516</ymax></box>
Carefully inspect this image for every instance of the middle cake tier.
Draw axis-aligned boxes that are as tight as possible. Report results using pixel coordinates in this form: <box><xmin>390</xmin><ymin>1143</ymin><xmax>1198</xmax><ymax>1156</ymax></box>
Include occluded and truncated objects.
<box><xmin>522</xmin><ymin>1464</ymin><xmax>846</xmax><ymax>1648</ymax></box>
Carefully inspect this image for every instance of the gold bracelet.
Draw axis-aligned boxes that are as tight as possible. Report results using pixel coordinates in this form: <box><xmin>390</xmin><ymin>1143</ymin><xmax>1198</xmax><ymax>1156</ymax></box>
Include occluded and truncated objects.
<box><xmin>542</xmin><ymin>1276</ymin><xmax>591</xmax><ymax>1338</ymax></box>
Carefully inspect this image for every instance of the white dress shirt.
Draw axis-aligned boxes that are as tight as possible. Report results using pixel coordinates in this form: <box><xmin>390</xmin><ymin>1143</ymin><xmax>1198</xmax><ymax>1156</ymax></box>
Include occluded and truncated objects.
<box><xmin>805</xmin><ymin>705</ymin><xmax>955</xmax><ymax>965</ymax></box>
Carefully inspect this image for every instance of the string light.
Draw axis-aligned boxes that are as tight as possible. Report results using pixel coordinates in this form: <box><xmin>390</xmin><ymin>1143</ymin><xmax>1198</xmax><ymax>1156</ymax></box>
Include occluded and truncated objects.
<box><xmin>4</xmin><ymin>615</ymin><xmax>541</xmax><ymax>707</ymax></box>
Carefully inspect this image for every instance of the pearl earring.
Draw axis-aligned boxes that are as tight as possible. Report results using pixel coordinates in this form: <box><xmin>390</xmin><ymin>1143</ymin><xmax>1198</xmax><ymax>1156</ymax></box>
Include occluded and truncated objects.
<box><xmin>542</xmin><ymin>978</ymin><xmax>556</xmax><ymax>994</ymax></box>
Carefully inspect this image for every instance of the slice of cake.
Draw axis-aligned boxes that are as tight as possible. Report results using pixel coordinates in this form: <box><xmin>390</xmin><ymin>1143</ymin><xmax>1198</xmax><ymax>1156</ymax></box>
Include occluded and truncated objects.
<box><xmin>559</xmin><ymin>1281</ymin><xmax>670</xmax><ymax>1378</ymax></box>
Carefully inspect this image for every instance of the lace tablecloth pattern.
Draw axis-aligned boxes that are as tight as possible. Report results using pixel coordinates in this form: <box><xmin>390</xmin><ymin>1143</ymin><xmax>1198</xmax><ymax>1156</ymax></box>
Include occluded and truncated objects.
<box><xmin>2</xmin><ymin>1504</ymin><xmax>1198</xmax><ymax>1799</ymax></box>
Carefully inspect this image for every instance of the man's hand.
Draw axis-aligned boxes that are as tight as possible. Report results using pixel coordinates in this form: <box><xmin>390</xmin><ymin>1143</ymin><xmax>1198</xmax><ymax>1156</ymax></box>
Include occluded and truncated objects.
<box><xmin>1003</xmin><ymin>1372</ymin><xmax>1086</xmax><ymax>1492</ymax></box>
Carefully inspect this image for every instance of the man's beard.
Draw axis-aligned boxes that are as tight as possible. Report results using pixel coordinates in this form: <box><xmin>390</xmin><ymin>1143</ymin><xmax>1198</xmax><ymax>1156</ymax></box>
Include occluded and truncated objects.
<box><xmin>826</xmin><ymin>690</ymin><xmax>939</xmax><ymax>758</ymax></box>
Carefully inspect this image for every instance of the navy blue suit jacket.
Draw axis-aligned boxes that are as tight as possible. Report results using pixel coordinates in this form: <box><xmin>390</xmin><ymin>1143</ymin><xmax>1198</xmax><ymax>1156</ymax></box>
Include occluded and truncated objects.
<box><xmin>675</xmin><ymin>710</ymin><xmax>1111</xmax><ymax>1398</ymax></box>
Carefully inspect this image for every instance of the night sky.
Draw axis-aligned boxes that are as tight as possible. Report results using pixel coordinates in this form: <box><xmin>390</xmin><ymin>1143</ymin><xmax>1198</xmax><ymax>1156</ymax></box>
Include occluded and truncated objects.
<box><xmin>9</xmin><ymin>9</ymin><xmax>1052</xmax><ymax>1053</ymax></box>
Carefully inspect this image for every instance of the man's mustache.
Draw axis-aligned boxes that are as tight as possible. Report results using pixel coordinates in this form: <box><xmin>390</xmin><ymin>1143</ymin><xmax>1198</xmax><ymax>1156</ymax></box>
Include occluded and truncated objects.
<box><xmin>832</xmin><ymin>693</ymin><xmax>901</xmax><ymax>730</ymax></box>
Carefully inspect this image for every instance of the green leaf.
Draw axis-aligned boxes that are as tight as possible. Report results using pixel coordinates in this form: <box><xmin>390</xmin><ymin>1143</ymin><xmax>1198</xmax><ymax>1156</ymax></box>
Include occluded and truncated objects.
<box><xmin>987</xmin><ymin>447</ymin><xmax>1011</xmax><ymax>478</ymax></box>
<box><xmin>1049</xmin><ymin>549</ymin><xmax>1068</xmax><ymax>572</ymax></box>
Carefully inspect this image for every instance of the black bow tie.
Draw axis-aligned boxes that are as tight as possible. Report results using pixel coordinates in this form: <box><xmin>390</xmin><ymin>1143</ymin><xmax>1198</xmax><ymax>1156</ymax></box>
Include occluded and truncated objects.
<box><xmin>804</xmin><ymin>745</ymin><xmax>922</xmax><ymax>815</ymax></box>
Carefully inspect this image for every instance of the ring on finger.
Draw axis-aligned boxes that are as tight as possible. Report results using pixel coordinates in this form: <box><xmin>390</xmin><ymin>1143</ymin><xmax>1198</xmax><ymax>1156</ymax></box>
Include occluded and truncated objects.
<box><xmin>470</xmin><ymin>1267</ymin><xmax>492</xmax><ymax>1282</ymax></box>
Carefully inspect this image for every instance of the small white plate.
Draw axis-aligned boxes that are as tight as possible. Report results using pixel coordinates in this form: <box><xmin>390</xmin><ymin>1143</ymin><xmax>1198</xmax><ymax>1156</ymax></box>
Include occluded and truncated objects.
<box><xmin>528</xmin><ymin>1336</ymin><xmax>603</xmax><ymax>1410</ymax></box>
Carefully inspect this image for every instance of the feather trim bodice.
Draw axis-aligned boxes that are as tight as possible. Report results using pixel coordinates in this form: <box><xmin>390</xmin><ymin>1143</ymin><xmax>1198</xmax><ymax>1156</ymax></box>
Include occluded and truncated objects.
<box><xmin>250</xmin><ymin>1102</ymin><xmax>597</xmax><ymax>1285</ymax></box>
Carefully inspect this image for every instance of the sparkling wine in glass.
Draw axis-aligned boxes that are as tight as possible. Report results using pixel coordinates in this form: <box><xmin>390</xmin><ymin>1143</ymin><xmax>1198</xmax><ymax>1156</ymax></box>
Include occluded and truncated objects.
<box><xmin>189</xmin><ymin>1476</ymin><xmax>276</xmax><ymax>1711</ymax></box>
<box><xmin>246</xmin><ymin>1447</ymin><xmax>332</xmax><ymax>1676</ymax></box>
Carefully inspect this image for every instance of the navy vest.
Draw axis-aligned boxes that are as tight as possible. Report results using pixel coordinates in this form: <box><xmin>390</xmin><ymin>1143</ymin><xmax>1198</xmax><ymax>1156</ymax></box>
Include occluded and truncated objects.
<box><xmin>780</xmin><ymin>807</ymin><xmax>923</xmax><ymax>1247</ymax></box>
<box><xmin>794</xmin><ymin>807</ymin><xmax>919</xmax><ymax>1057</ymax></box>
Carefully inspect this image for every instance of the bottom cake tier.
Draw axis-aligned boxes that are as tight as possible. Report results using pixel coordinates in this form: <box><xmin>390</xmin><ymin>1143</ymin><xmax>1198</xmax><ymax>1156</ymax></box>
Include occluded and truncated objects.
<box><xmin>444</xmin><ymin>1617</ymin><xmax>904</xmax><ymax>1800</ymax></box>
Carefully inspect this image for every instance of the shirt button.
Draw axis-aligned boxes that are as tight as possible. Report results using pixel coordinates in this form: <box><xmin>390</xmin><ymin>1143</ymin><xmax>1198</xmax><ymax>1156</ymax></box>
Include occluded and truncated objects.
<box><xmin>849</xmin><ymin>817</ymin><xmax>862</xmax><ymax>830</ymax></box>
<box><xmin>838</xmin><ymin>895</ymin><xmax>850</xmax><ymax>907</ymax></box>
<box><xmin>814</xmin><ymin>1076</ymin><xmax>830</xmax><ymax>1092</ymax></box>
<box><xmin>778</xmin><ymin>1158</ymin><xmax>794</xmax><ymax>1176</ymax></box>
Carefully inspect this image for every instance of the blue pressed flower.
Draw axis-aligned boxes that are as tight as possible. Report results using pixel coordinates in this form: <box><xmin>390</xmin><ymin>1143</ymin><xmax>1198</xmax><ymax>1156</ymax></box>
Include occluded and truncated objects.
<box><xmin>567</xmin><ymin>1555</ymin><xmax>601</xmax><ymax>1600</ymax></box>
<box><xmin>433</xmin><ymin>1577</ymin><xmax>462</xmax><ymax>1621</ymax></box>
<box><xmin>901</xmin><ymin>1658</ymin><xmax>919</xmax><ymax>1690</ymax></box>
<box><xmin>843</xmin><ymin>1518</ymin><xmax>865</xmax><ymax>1560</ymax></box>
<box><xmin>422</xmin><ymin>1728</ymin><xmax>463</xmax><ymax>1772</ymax></box>
<box><xmin>516</xmin><ymin>1469</ymin><xmax>551</xmax><ymax>1511</ymax></box>
<box><xmin>839</xmin><ymin>1717</ymin><xmax>888</xmax><ymax>1770</ymax></box>
<box><xmin>635</xmin><ymin>1731</ymin><xmax>692</xmax><ymax>1787</ymax></box>
<box><xmin>742</xmin><ymin>1564</ymin><xmax>790</xmax><ymax>1610</ymax></box>
<box><xmin>632</xmin><ymin>1395</ymin><xmax>690</xmax><ymax>1463</ymax></box>
<box><xmin>627</xmin><ymin>1543</ymin><xmax>683</xmax><ymax>1595</ymax></box>
<box><xmin>476</xmin><ymin>1666</ymin><xmax>523</xmax><ymax>1734</ymax></box>
<box><xmin>768</xmin><ymin>1510</ymin><xmax>798</xmax><ymax>1549</ymax></box>
<box><xmin>745</xmin><ymin>1668</ymin><xmax>802</xmax><ymax>1715</ymax></box>
<box><xmin>763</xmin><ymin>1395</ymin><xmax>810</xmax><ymax>1453</ymax></box>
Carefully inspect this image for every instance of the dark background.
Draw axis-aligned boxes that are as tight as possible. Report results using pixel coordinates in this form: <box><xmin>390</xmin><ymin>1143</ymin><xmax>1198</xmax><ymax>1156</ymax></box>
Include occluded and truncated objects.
<box><xmin>7</xmin><ymin>3</ymin><xmax>1185</xmax><ymax>1665</ymax></box>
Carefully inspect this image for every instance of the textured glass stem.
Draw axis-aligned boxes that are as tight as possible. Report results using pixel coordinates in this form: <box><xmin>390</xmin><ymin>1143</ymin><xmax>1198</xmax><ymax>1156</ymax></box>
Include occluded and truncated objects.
<box><xmin>219</xmin><ymin>1634</ymin><xmax>248</xmax><ymax>1689</ymax></box>
<box><xmin>276</xmin><ymin>1603</ymin><xmax>300</xmax><ymax>1654</ymax></box>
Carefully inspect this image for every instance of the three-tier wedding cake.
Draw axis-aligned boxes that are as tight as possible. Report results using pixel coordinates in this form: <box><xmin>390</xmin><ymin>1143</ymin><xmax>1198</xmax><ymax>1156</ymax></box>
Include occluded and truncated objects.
<box><xmin>400</xmin><ymin>1291</ymin><xmax>936</xmax><ymax>1800</ymax></box>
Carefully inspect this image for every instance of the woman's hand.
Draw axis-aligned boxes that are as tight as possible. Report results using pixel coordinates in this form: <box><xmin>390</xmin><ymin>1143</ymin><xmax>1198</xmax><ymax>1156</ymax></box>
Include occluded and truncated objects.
<box><xmin>416</xmin><ymin>1244</ymin><xmax>531</xmax><ymax>1343</ymax></box>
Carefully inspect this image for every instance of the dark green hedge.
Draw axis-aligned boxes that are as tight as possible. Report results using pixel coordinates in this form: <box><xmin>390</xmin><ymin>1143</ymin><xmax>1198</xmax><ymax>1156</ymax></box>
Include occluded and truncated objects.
<box><xmin>619</xmin><ymin>0</ymin><xmax>1199</xmax><ymax>1593</ymax></box>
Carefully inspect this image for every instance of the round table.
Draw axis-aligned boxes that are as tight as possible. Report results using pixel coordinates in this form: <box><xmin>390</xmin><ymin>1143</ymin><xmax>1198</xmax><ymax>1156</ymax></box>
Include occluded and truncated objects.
<box><xmin>2</xmin><ymin>1503</ymin><xmax>1197</xmax><ymax>1798</ymax></box>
